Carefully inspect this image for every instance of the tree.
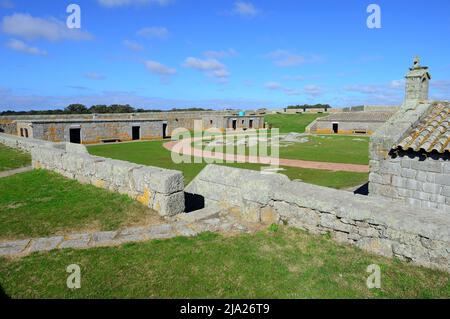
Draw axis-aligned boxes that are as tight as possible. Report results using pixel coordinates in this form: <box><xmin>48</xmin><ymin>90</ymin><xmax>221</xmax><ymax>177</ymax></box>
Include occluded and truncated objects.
<box><xmin>65</xmin><ymin>104</ymin><xmax>88</xmax><ymax>114</ymax></box>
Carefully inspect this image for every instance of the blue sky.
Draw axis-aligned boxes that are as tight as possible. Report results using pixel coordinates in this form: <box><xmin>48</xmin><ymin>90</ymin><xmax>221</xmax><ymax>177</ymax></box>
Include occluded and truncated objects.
<box><xmin>1</xmin><ymin>0</ymin><xmax>449</xmax><ymax>111</ymax></box>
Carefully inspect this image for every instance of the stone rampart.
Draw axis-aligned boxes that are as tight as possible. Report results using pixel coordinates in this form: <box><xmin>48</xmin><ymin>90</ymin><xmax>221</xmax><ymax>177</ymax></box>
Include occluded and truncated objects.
<box><xmin>0</xmin><ymin>133</ymin><xmax>185</xmax><ymax>216</ymax></box>
<box><xmin>186</xmin><ymin>165</ymin><xmax>450</xmax><ymax>272</ymax></box>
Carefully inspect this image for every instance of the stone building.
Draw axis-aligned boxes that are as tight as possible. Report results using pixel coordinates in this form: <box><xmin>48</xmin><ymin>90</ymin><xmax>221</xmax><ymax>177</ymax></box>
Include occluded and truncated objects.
<box><xmin>308</xmin><ymin>111</ymin><xmax>395</xmax><ymax>135</ymax></box>
<box><xmin>4</xmin><ymin>111</ymin><xmax>265</xmax><ymax>144</ymax></box>
<box><xmin>369</xmin><ymin>58</ymin><xmax>450</xmax><ymax>212</ymax></box>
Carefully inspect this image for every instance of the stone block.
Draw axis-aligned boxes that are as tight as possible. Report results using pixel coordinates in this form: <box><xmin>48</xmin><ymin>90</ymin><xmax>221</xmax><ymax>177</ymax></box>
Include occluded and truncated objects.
<box><xmin>59</xmin><ymin>234</ymin><xmax>91</xmax><ymax>249</ymax></box>
<box><xmin>153</xmin><ymin>191</ymin><xmax>185</xmax><ymax>216</ymax></box>
<box><xmin>0</xmin><ymin>239</ymin><xmax>30</xmax><ymax>256</ymax></box>
<box><xmin>29</xmin><ymin>236</ymin><xmax>64</xmax><ymax>253</ymax></box>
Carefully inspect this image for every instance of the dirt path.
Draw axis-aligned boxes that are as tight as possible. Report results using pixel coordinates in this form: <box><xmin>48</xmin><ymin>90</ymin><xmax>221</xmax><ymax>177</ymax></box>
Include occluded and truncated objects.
<box><xmin>0</xmin><ymin>166</ymin><xmax>33</xmax><ymax>179</ymax></box>
<box><xmin>163</xmin><ymin>138</ymin><xmax>369</xmax><ymax>173</ymax></box>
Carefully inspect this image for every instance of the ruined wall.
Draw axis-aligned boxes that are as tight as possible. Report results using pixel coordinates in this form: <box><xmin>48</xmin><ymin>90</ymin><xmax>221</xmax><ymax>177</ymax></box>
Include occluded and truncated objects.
<box><xmin>0</xmin><ymin>133</ymin><xmax>185</xmax><ymax>216</ymax></box>
<box><xmin>187</xmin><ymin>165</ymin><xmax>450</xmax><ymax>272</ymax></box>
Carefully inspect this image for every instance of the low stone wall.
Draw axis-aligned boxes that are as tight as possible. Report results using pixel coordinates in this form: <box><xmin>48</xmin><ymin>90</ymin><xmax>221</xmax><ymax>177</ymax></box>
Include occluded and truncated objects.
<box><xmin>0</xmin><ymin>133</ymin><xmax>185</xmax><ymax>216</ymax></box>
<box><xmin>187</xmin><ymin>165</ymin><xmax>450</xmax><ymax>272</ymax></box>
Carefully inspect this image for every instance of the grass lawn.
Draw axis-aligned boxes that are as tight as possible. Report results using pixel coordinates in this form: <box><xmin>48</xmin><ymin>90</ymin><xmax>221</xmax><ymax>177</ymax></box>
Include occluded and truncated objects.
<box><xmin>194</xmin><ymin>134</ymin><xmax>369</xmax><ymax>165</ymax></box>
<box><xmin>265</xmin><ymin>113</ymin><xmax>328</xmax><ymax>133</ymax></box>
<box><xmin>0</xmin><ymin>227</ymin><xmax>448</xmax><ymax>298</ymax></box>
<box><xmin>0</xmin><ymin>144</ymin><xmax>31</xmax><ymax>172</ymax></box>
<box><xmin>0</xmin><ymin>170</ymin><xmax>162</xmax><ymax>241</ymax></box>
<box><xmin>88</xmin><ymin>140</ymin><xmax>368</xmax><ymax>189</ymax></box>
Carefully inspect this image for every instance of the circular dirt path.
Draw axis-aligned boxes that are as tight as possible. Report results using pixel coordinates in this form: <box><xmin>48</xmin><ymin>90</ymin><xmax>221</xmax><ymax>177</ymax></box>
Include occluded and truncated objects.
<box><xmin>163</xmin><ymin>137</ymin><xmax>369</xmax><ymax>173</ymax></box>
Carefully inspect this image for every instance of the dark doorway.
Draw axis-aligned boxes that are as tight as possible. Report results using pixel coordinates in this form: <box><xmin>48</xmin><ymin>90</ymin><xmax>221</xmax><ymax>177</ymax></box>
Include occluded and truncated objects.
<box><xmin>162</xmin><ymin>123</ymin><xmax>168</xmax><ymax>138</ymax></box>
<box><xmin>249</xmin><ymin>120</ymin><xmax>253</xmax><ymax>129</ymax></box>
<box><xmin>232</xmin><ymin>120</ymin><xmax>237</xmax><ymax>130</ymax></box>
<box><xmin>20</xmin><ymin>128</ymin><xmax>24</xmax><ymax>137</ymax></box>
<box><xmin>132</xmin><ymin>126</ymin><xmax>140</xmax><ymax>140</ymax></box>
<box><xmin>69</xmin><ymin>128</ymin><xmax>81</xmax><ymax>144</ymax></box>
<box><xmin>332</xmin><ymin>123</ymin><xmax>339</xmax><ymax>134</ymax></box>
<box><xmin>24</xmin><ymin>129</ymin><xmax>29</xmax><ymax>138</ymax></box>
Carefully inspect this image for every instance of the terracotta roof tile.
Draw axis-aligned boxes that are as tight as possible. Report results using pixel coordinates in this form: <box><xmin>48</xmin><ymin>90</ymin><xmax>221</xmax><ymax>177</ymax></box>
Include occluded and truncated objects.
<box><xmin>397</xmin><ymin>103</ymin><xmax>450</xmax><ymax>154</ymax></box>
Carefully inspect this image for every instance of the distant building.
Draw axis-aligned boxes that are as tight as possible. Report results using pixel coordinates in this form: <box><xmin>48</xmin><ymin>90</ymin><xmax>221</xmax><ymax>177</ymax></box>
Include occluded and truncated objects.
<box><xmin>2</xmin><ymin>111</ymin><xmax>265</xmax><ymax>144</ymax></box>
<box><xmin>369</xmin><ymin>58</ymin><xmax>449</xmax><ymax>212</ymax></box>
<box><xmin>308</xmin><ymin>111</ymin><xmax>395</xmax><ymax>135</ymax></box>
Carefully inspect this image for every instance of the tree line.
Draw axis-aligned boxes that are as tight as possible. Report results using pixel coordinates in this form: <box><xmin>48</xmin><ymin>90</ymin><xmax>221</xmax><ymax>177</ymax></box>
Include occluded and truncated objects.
<box><xmin>0</xmin><ymin>104</ymin><xmax>213</xmax><ymax>116</ymax></box>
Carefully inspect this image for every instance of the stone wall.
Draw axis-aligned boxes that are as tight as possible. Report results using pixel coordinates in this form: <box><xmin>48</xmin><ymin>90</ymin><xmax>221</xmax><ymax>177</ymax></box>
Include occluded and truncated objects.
<box><xmin>186</xmin><ymin>165</ymin><xmax>450</xmax><ymax>272</ymax></box>
<box><xmin>370</xmin><ymin>154</ymin><xmax>450</xmax><ymax>212</ymax></box>
<box><xmin>0</xmin><ymin>133</ymin><xmax>185</xmax><ymax>216</ymax></box>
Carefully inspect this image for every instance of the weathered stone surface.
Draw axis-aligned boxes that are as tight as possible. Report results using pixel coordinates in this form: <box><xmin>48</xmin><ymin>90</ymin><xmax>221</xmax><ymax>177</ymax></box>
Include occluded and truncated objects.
<box><xmin>59</xmin><ymin>234</ymin><xmax>91</xmax><ymax>249</ymax></box>
<box><xmin>117</xmin><ymin>227</ymin><xmax>148</xmax><ymax>243</ymax></box>
<box><xmin>91</xmin><ymin>231</ymin><xmax>118</xmax><ymax>246</ymax></box>
<box><xmin>0</xmin><ymin>239</ymin><xmax>30</xmax><ymax>256</ymax></box>
<box><xmin>148</xmin><ymin>224</ymin><xmax>174</xmax><ymax>239</ymax></box>
<box><xmin>153</xmin><ymin>191</ymin><xmax>185</xmax><ymax>216</ymax></box>
<box><xmin>177</xmin><ymin>204</ymin><xmax>221</xmax><ymax>223</ymax></box>
<box><xmin>28</xmin><ymin>236</ymin><xmax>64</xmax><ymax>253</ymax></box>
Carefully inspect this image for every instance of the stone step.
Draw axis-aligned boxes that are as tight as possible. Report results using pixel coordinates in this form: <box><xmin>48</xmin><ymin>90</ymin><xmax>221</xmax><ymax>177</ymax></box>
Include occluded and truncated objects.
<box><xmin>177</xmin><ymin>204</ymin><xmax>222</xmax><ymax>223</ymax></box>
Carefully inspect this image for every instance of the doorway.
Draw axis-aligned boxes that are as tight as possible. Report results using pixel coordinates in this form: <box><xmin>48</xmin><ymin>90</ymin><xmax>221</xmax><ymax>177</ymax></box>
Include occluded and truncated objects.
<box><xmin>249</xmin><ymin>119</ymin><xmax>254</xmax><ymax>129</ymax></box>
<box><xmin>132</xmin><ymin>126</ymin><xmax>140</xmax><ymax>140</ymax></box>
<box><xmin>232</xmin><ymin>120</ymin><xmax>237</xmax><ymax>130</ymax></box>
<box><xmin>332</xmin><ymin>123</ymin><xmax>339</xmax><ymax>134</ymax></box>
<box><xmin>162</xmin><ymin>123</ymin><xmax>168</xmax><ymax>139</ymax></box>
<box><xmin>69</xmin><ymin>128</ymin><xmax>81</xmax><ymax>144</ymax></box>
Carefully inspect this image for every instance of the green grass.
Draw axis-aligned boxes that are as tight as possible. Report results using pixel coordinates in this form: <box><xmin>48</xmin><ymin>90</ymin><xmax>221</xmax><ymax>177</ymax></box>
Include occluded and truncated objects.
<box><xmin>88</xmin><ymin>140</ymin><xmax>368</xmax><ymax>189</ymax></box>
<box><xmin>265</xmin><ymin>113</ymin><xmax>328</xmax><ymax>133</ymax></box>
<box><xmin>194</xmin><ymin>134</ymin><xmax>369</xmax><ymax>165</ymax></box>
<box><xmin>0</xmin><ymin>227</ymin><xmax>448</xmax><ymax>298</ymax></box>
<box><xmin>0</xmin><ymin>170</ymin><xmax>161</xmax><ymax>240</ymax></box>
<box><xmin>0</xmin><ymin>144</ymin><xmax>31</xmax><ymax>172</ymax></box>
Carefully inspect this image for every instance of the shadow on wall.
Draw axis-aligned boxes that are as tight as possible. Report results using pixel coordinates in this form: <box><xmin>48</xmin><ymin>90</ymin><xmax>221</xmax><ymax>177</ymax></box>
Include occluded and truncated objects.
<box><xmin>184</xmin><ymin>192</ymin><xmax>205</xmax><ymax>213</ymax></box>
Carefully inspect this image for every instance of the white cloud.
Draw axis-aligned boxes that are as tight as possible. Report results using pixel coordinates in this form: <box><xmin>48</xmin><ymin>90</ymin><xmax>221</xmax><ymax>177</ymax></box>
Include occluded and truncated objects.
<box><xmin>137</xmin><ymin>27</ymin><xmax>169</xmax><ymax>39</ymax></box>
<box><xmin>98</xmin><ymin>0</ymin><xmax>171</xmax><ymax>8</ymax></box>
<box><xmin>264</xmin><ymin>81</ymin><xmax>324</xmax><ymax>97</ymax></box>
<box><xmin>84</xmin><ymin>72</ymin><xmax>106</xmax><ymax>80</ymax></box>
<box><xmin>266</xmin><ymin>50</ymin><xmax>324</xmax><ymax>67</ymax></box>
<box><xmin>123</xmin><ymin>39</ymin><xmax>143</xmax><ymax>51</ymax></box>
<box><xmin>145</xmin><ymin>60</ymin><xmax>177</xmax><ymax>83</ymax></box>
<box><xmin>233</xmin><ymin>1</ymin><xmax>259</xmax><ymax>17</ymax></box>
<box><xmin>183</xmin><ymin>57</ymin><xmax>230</xmax><ymax>83</ymax></box>
<box><xmin>6</xmin><ymin>39</ymin><xmax>47</xmax><ymax>56</ymax></box>
<box><xmin>203</xmin><ymin>48</ymin><xmax>238</xmax><ymax>59</ymax></box>
<box><xmin>1</xmin><ymin>13</ymin><xmax>92</xmax><ymax>42</ymax></box>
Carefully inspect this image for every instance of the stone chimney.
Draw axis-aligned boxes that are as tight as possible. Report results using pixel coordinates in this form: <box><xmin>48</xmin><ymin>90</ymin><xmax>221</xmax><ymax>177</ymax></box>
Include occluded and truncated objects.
<box><xmin>404</xmin><ymin>56</ymin><xmax>431</xmax><ymax>104</ymax></box>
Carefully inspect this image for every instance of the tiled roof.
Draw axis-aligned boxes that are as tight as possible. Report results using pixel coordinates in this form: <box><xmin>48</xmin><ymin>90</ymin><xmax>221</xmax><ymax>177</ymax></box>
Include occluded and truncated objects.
<box><xmin>317</xmin><ymin>111</ymin><xmax>395</xmax><ymax>122</ymax></box>
<box><xmin>397</xmin><ymin>103</ymin><xmax>450</xmax><ymax>154</ymax></box>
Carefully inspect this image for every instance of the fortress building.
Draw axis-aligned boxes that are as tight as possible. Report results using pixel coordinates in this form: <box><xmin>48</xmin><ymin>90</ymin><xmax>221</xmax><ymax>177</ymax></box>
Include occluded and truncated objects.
<box><xmin>369</xmin><ymin>58</ymin><xmax>450</xmax><ymax>212</ymax></box>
